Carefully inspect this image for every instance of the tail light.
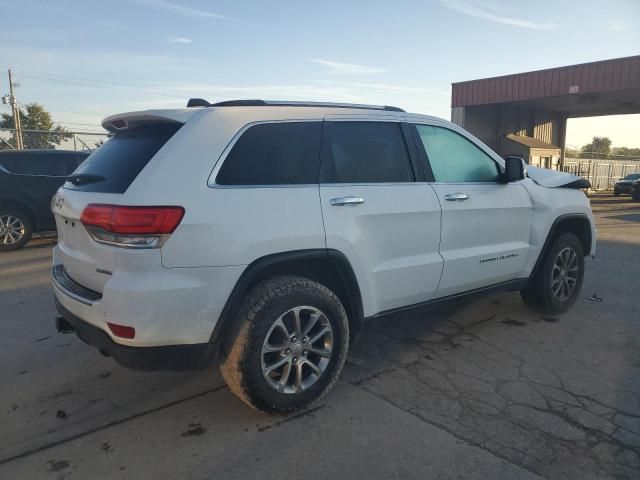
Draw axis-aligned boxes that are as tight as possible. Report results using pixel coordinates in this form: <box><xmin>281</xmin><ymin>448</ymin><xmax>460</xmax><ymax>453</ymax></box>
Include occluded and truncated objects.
<box><xmin>80</xmin><ymin>204</ymin><xmax>184</xmax><ymax>249</ymax></box>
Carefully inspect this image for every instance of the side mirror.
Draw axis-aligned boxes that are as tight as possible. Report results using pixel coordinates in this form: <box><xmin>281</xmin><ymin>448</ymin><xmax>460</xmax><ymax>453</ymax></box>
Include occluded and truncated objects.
<box><xmin>500</xmin><ymin>155</ymin><xmax>525</xmax><ymax>183</ymax></box>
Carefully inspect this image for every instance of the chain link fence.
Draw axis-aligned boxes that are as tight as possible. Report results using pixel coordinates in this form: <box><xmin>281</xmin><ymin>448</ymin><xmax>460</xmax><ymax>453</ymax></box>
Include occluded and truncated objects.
<box><xmin>0</xmin><ymin>128</ymin><xmax>111</xmax><ymax>152</ymax></box>
<box><xmin>562</xmin><ymin>157</ymin><xmax>640</xmax><ymax>191</ymax></box>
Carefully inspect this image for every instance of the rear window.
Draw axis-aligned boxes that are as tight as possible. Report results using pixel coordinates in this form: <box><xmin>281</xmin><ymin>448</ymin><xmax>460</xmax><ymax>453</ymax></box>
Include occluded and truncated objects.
<box><xmin>64</xmin><ymin>123</ymin><xmax>181</xmax><ymax>193</ymax></box>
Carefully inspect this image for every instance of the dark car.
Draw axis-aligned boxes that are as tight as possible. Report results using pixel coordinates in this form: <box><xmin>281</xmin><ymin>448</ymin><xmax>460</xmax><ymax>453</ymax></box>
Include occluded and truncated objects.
<box><xmin>0</xmin><ymin>149</ymin><xmax>89</xmax><ymax>251</ymax></box>
<box><xmin>613</xmin><ymin>173</ymin><xmax>640</xmax><ymax>196</ymax></box>
<box><xmin>631</xmin><ymin>179</ymin><xmax>640</xmax><ymax>202</ymax></box>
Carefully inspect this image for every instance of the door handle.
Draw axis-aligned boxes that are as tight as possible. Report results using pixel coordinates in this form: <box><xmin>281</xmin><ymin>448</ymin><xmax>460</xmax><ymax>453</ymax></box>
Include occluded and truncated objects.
<box><xmin>444</xmin><ymin>193</ymin><xmax>470</xmax><ymax>201</ymax></box>
<box><xmin>330</xmin><ymin>197</ymin><xmax>365</xmax><ymax>206</ymax></box>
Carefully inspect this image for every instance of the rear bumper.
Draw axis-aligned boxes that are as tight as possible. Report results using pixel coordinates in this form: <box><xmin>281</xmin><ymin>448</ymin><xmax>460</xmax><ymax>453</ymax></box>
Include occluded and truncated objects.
<box><xmin>55</xmin><ymin>298</ymin><xmax>216</xmax><ymax>370</ymax></box>
<box><xmin>52</xmin><ymin>244</ymin><xmax>244</xmax><ymax>347</ymax></box>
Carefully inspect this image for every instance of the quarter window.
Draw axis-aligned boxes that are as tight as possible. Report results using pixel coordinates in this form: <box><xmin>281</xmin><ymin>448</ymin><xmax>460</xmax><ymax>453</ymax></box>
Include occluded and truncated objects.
<box><xmin>415</xmin><ymin>125</ymin><xmax>498</xmax><ymax>183</ymax></box>
<box><xmin>216</xmin><ymin>122</ymin><xmax>321</xmax><ymax>185</ymax></box>
<box><xmin>321</xmin><ymin>122</ymin><xmax>413</xmax><ymax>184</ymax></box>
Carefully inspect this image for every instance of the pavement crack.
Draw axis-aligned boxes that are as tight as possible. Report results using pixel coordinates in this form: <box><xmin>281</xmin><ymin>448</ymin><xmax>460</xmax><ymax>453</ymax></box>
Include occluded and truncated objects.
<box><xmin>0</xmin><ymin>386</ymin><xmax>226</xmax><ymax>466</ymax></box>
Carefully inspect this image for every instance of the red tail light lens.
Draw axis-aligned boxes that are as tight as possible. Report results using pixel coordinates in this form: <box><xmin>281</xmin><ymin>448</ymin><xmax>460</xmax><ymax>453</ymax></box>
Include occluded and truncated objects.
<box><xmin>107</xmin><ymin>322</ymin><xmax>136</xmax><ymax>339</ymax></box>
<box><xmin>81</xmin><ymin>205</ymin><xmax>184</xmax><ymax>234</ymax></box>
<box><xmin>80</xmin><ymin>204</ymin><xmax>184</xmax><ymax>248</ymax></box>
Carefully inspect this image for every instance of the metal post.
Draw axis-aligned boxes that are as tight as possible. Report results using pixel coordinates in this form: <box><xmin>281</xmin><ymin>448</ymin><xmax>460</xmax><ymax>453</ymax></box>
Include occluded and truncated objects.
<box><xmin>8</xmin><ymin>68</ymin><xmax>23</xmax><ymax>150</ymax></box>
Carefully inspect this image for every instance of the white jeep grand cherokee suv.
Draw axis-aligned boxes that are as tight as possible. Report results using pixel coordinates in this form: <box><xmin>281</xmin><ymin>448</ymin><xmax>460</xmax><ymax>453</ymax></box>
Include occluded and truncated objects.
<box><xmin>52</xmin><ymin>99</ymin><xmax>596</xmax><ymax>413</ymax></box>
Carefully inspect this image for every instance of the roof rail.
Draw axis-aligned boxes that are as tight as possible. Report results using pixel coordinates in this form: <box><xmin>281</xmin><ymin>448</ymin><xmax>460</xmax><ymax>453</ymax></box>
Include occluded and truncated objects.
<box><xmin>186</xmin><ymin>98</ymin><xmax>405</xmax><ymax>112</ymax></box>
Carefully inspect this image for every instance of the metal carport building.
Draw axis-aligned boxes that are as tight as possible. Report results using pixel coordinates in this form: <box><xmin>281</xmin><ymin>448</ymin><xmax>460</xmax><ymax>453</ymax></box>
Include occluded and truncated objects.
<box><xmin>451</xmin><ymin>55</ymin><xmax>640</xmax><ymax>166</ymax></box>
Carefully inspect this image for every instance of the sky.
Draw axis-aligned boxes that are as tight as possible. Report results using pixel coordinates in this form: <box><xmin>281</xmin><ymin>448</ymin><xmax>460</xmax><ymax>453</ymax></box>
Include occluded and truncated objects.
<box><xmin>0</xmin><ymin>0</ymin><xmax>639</xmax><ymax>148</ymax></box>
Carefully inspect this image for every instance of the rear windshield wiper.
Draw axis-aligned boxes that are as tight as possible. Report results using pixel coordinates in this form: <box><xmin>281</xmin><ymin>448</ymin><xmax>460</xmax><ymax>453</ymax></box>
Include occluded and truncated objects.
<box><xmin>66</xmin><ymin>173</ymin><xmax>106</xmax><ymax>185</ymax></box>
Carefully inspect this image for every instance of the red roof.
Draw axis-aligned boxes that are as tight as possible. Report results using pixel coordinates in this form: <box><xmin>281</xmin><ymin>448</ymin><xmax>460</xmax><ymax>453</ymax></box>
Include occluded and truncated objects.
<box><xmin>451</xmin><ymin>55</ymin><xmax>640</xmax><ymax>108</ymax></box>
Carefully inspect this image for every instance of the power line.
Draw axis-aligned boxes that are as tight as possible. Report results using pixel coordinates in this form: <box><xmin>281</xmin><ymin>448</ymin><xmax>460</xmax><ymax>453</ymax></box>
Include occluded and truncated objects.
<box><xmin>22</xmin><ymin>69</ymin><xmax>185</xmax><ymax>97</ymax></box>
<box><xmin>23</xmin><ymin>72</ymin><xmax>186</xmax><ymax>100</ymax></box>
<box><xmin>16</xmin><ymin>67</ymin><xmax>243</xmax><ymax>102</ymax></box>
<box><xmin>53</xmin><ymin>120</ymin><xmax>106</xmax><ymax>128</ymax></box>
<box><xmin>48</xmin><ymin>108</ymin><xmax>111</xmax><ymax>117</ymax></box>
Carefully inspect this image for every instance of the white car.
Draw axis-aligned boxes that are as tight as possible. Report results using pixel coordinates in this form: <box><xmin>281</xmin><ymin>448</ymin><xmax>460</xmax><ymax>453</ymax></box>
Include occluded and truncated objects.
<box><xmin>51</xmin><ymin>99</ymin><xmax>596</xmax><ymax>412</ymax></box>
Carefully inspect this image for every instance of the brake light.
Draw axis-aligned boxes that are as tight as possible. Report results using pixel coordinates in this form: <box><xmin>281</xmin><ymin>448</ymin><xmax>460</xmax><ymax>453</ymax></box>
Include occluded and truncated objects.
<box><xmin>80</xmin><ymin>204</ymin><xmax>184</xmax><ymax>248</ymax></box>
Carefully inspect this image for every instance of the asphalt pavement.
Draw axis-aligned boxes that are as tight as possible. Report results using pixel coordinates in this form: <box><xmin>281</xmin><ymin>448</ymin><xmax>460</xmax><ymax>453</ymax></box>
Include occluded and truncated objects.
<box><xmin>1</xmin><ymin>195</ymin><xmax>638</xmax><ymax>479</ymax></box>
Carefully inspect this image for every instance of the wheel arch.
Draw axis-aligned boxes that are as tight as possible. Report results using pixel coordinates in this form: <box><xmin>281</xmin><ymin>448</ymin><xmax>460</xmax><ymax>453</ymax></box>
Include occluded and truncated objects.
<box><xmin>531</xmin><ymin>213</ymin><xmax>592</xmax><ymax>279</ymax></box>
<box><xmin>213</xmin><ymin>249</ymin><xmax>364</xmax><ymax>357</ymax></box>
<box><xmin>0</xmin><ymin>196</ymin><xmax>39</xmax><ymax>229</ymax></box>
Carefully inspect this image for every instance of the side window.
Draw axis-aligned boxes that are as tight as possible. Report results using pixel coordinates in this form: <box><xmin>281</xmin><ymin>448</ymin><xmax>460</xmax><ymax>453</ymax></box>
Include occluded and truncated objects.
<box><xmin>216</xmin><ymin>122</ymin><xmax>321</xmax><ymax>185</ymax></box>
<box><xmin>415</xmin><ymin>125</ymin><xmax>499</xmax><ymax>183</ymax></box>
<box><xmin>321</xmin><ymin>122</ymin><xmax>413</xmax><ymax>184</ymax></box>
<box><xmin>0</xmin><ymin>154</ymin><xmax>67</xmax><ymax>176</ymax></box>
<box><xmin>65</xmin><ymin>155</ymin><xmax>87</xmax><ymax>175</ymax></box>
<box><xmin>0</xmin><ymin>155</ymin><xmax>24</xmax><ymax>174</ymax></box>
<box><xmin>27</xmin><ymin>156</ymin><xmax>69</xmax><ymax>176</ymax></box>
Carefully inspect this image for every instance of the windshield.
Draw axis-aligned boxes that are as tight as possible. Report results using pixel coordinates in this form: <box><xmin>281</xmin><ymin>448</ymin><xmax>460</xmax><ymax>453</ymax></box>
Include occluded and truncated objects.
<box><xmin>623</xmin><ymin>173</ymin><xmax>640</xmax><ymax>180</ymax></box>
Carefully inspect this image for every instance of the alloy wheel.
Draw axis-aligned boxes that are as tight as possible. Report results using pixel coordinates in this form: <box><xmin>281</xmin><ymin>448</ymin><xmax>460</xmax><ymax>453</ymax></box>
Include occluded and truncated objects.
<box><xmin>261</xmin><ymin>306</ymin><xmax>334</xmax><ymax>394</ymax></box>
<box><xmin>551</xmin><ymin>246</ymin><xmax>579</xmax><ymax>302</ymax></box>
<box><xmin>0</xmin><ymin>215</ymin><xmax>25</xmax><ymax>246</ymax></box>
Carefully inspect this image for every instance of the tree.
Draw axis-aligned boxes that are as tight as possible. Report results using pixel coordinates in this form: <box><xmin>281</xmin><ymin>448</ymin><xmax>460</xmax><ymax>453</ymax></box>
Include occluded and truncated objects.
<box><xmin>580</xmin><ymin>136</ymin><xmax>612</xmax><ymax>159</ymax></box>
<box><xmin>0</xmin><ymin>103</ymin><xmax>71</xmax><ymax>149</ymax></box>
<box><xmin>612</xmin><ymin>146</ymin><xmax>640</xmax><ymax>160</ymax></box>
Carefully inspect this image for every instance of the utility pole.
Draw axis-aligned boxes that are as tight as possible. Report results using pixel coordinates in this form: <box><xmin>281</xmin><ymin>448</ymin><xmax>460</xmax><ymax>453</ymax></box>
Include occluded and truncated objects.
<box><xmin>8</xmin><ymin>68</ymin><xmax>24</xmax><ymax>149</ymax></box>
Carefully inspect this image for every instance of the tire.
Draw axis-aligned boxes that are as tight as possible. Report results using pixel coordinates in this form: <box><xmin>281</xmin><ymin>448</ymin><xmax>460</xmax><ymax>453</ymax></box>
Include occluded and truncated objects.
<box><xmin>521</xmin><ymin>232</ymin><xmax>585</xmax><ymax>315</ymax></box>
<box><xmin>220</xmin><ymin>275</ymin><xmax>349</xmax><ymax>413</ymax></box>
<box><xmin>614</xmin><ymin>189</ymin><xmax>621</xmax><ymax>196</ymax></box>
<box><xmin>0</xmin><ymin>208</ymin><xmax>33</xmax><ymax>252</ymax></box>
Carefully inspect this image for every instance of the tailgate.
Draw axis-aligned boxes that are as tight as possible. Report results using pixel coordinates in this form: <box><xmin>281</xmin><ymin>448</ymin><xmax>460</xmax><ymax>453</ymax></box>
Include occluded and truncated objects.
<box><xmin>53</xmin><ymin>189</ymin><xmax>119</xmax><ymax>293</ymax></box>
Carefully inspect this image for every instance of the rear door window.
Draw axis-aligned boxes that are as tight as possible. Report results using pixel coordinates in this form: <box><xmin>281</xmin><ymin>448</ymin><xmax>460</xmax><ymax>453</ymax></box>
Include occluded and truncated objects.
<box><xmin>0</xmin><ymin>153</ymin><xmax>28</xmax><ymax>174</ymax></box>
<box><xmin>64</xmin><ymin>123</ymin><xmax>182</xmax><ymax>193</ymax></box>
<box><xmin>64</xmin><ymin>153</ymin><xmax>89</xmax><ymax>175</ymax></box>
<box><xmin>320</xmin><ymin>122</ymin><xmax>414</xmax><ymax>184</ymax></box>
<box><xmin>0</xmin><ymin>152</ymin><xmax>68</xmax><ymax>176</ymax></box>
<box><xmin>216</xmin><ymin>122</ymin><xmax>321</xmax><ymax>185</ymax></box>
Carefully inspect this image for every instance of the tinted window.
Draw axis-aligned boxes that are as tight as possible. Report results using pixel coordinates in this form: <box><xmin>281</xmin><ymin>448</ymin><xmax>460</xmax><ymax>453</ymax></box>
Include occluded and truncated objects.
<box><xmin>416</xmin><ymin>125</ymin><xmax>498</xmax><ymax>183</ymax></box>
<box><xmin>623</xmin><ymin>173</ymin><xmax>640</xmax><ymax>180</ymax></box>
<box><xmin>0</xmin><ymin>154</ymin><xmax>28</xmax><ymax>174</ymax></box>
<box><xmin>0</xmin><ymin>152</ymin><xmax>69</xmax><ymax>176</ymax></box>
<box><xmin>216</xmin><ymin>122</ymin><xmax>321</xmax><ymax>185</ymax></box>
<box><xmin>65</xmin><ymin>154</ymin><xmax>88</xmax><ymax>175</ymax></box>
<box><xmin>321</xmin><ymin>122</ymin><xmax>413</xmax><ymax>183</ymax></box>
<box><xmin>65</xmin><ymin>123</ymin><xmax>181</xmax><ymax>193</ymax></box>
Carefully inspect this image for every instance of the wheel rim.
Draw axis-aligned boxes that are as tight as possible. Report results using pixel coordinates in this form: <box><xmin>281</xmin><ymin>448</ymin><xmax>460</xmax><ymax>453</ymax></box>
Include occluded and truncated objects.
<box><xmin>0</xmin><ymin>215</ymin><xmax>25</xmax><ymax>246</ymax></box>
<box><xmin>551</xmin><ymin>246</ymin><xmax>579</xmax><ymax>302</ymax></box>
<box><xmin>261</xmin><ymin>306</ymin><xmax>334</xmax><ymax>394</ymax></box>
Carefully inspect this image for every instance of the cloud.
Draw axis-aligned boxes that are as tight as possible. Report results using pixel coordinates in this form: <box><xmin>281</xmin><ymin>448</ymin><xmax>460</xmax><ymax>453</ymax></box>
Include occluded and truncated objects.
<box><xmin>607</xmin><ymin>21</ymin><xmax>626</xmax><ymax>32</ymax></box>
<box><xmin>322</xmin><ymin>81</ymin><xmax>449</xmax><ymax>95</ymax></box>
<box><xmin>309</xmin><ymin>58</ymin><xmax>387</xmax><ymax>75</ymax></box>
<box><xmin>133</xmin><ymin>0</ymin><xmax>233</xmax><ymax>20</ymax></box>
<box><xmin>168</xmin><ymin>37</ymin><xmax>192</xmax><ymax>44</ymax></box>
<box><xmin>438</xmin><ymin>0</ymin><xmax>557</xmax><ymax>30</ymax></box>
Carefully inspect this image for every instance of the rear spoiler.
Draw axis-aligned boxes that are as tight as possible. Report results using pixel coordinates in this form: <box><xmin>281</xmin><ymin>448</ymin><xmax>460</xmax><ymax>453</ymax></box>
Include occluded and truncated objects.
<box><xmin>102</xmin><ymin>109</ymin><xmax>198</xmax><ymax>133</ymax></box>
